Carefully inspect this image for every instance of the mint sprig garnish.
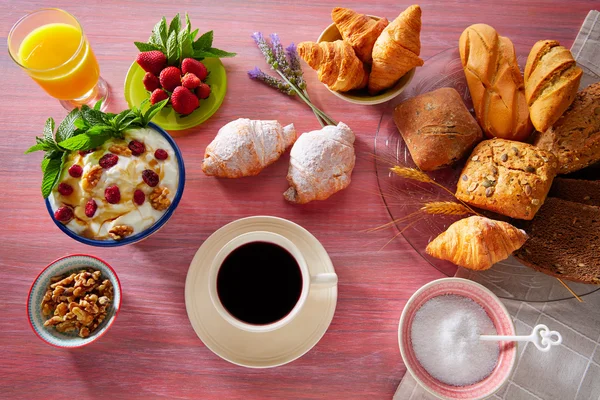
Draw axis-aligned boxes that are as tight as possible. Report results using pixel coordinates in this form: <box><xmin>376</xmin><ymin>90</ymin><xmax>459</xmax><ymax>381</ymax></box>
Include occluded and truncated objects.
<box><xmin>134</xmin><ymin>13</ymin><xmax>236</xmax><ymax>66</ymax></box>
<box><xmin>26</xmin><ymin>99</ymin><xmax>168</xmax><ymax>198</ymax></box>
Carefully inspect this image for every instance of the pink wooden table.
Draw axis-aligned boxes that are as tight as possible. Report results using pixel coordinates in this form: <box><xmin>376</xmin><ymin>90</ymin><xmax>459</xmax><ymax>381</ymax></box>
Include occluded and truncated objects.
<box><xmin>0</xmin><ymin>1</ymin><xmax>595</xmax><ymax>398</ymax></box>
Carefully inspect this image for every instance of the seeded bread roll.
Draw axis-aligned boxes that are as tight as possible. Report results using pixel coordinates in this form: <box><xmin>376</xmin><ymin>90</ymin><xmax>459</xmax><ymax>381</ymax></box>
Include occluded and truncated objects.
<box><xmin>514</xmin><ymin>198</ymin><xmax>600</xmax><ymax>284</ymax></box>
<box><xmin>459</xmin><ymin>24</ymin><xmax>533</xmax><ymax>141</ymax></box>
<box><xmin>524</xmin><ymin>40</ymin><xmax>582</xmax><ymax>132</ymax></box>
<box><xmin>456</xmin><ymin>139</ymin><xmax>558</xmax><ymax>220</ymax></box>
<box><xmin>393</xmin><ymin>87</ymin><xmax>483</xmax><ymax>171</ymax></box>
<box><xmin>534</xmin><ymin>82</ymin><xmax>600</xmax><ymax>174</ymax></box>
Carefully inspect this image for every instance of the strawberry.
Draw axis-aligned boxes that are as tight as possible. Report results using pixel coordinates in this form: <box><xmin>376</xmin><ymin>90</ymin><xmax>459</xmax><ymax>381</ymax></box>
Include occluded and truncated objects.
<box><xmin>159</xmin><ymin>66</ymin><xmax>182</xmax><ymax>92</ymax></box>
<box><xmin>181</xmin><ymin>58</ymin><xmax>208</xmax><ymax>81</ymax></box>
<box><xmin>182</xmin><ymin>73</ymin><xmax>201</xmax><ymax>89</ymax></box>
<box><xmin>195</xmin><ymin>83</ymin><xmax>211</xmax><ymax>100</ymax></box>
<box><xmin>142</xmin><ymin>72</ymin><xmax>160</xmax><ymax>91</ymax></box>
<box><xmin>171</xmin><ymin>86</ymin><xmax>199</xmax><ymax>115</ymax></box>
<box><xmin>150</xmin><ymin>88</ymin><xmax>169</xmax><ymax>105</ymax></box>
<box><xmin>136</xmin><ymin>51</ymin><xmax>167</xmax><ymax>75</ymax></box>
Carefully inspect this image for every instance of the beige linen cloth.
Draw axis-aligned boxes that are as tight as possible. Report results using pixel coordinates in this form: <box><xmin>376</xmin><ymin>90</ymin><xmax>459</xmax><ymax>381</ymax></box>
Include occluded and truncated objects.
<box><xmin>394</xmin><ymin>10</ymin><xmax>600</xmax><ymax>400</ymax></box>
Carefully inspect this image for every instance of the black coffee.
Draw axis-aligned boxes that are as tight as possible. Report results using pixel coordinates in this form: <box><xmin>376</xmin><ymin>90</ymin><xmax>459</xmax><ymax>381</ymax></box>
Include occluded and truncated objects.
<box><xmin>217</xmin><ymin>241</ymin><xmax>303</xmax><ymax>325</ymax></box>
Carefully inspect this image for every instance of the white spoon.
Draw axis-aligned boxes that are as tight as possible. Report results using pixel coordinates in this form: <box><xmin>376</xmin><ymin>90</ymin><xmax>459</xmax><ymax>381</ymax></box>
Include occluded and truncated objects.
<box><xmin>480</xmin><ymin>324</ymin><xmax>562</xmax><ymax>352</ymax></box>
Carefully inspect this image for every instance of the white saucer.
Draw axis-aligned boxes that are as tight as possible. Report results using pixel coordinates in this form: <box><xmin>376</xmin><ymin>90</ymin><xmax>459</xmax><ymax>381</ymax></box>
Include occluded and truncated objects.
<box><xmin>185</xmin><ymin>216</ymin><xmax>338</xmax><ymax>368</ymax></box>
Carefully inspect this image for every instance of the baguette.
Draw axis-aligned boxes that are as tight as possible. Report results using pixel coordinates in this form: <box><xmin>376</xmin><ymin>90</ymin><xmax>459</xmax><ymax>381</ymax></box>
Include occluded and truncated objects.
<box><xmin>458</xmin><ymin>24</ymin><xmax>532</xmax><ymax>141</ymax></box>
<box><xmin>524</xmin><ymin>40</ymin><xmax>582</xmax><ymax>132</ymax></box>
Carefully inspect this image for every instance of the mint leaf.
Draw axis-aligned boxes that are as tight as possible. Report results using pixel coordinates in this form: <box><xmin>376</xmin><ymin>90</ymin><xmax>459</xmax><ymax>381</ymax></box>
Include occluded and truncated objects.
<box><xmin>41</xmin><ymin>156</ymin><xmax>63</xmax><ymax>198</ymax></box>
<box><xmin>193</xmin><ymin>30</ymin><xmax>213</xmax><ymax>51</ymax></box>
<box><xmin>143</xmin><ymin>98</ymin><xmax>168</xmax><ymax>124</ymax></box>
<box><xmin>43</xmin><ymin>118</ymin><xmax>55</xmax><ymax>142</ymax></box>
<box><xmin>55</xmin><ymin>108</ymin><xmax>80</xmax><ymax>142</ymax></box>
<box><xmin>25</xmin><ymin>142</ymin><xmax>51</xmax><ymax>154</ymax></box>
<box><xmin>58</xmin><ymin>133</ymin><xmax>109</xmax><ymax>151</ymax></box>
<box><xmin>81</xmin><ymin>108</ymin><xmax>105</xmax><ymax>126</ymax></box>
<box><xmin>179</xmin><ymin>29</ymin><xmax>193</xmax><ymax>61</ymax></box>
<box><xmin>193</xmin><ymin>48</ymin><xmax>237</xmax><ymax>59</ymax></box>
<box><xmin>85</xmin><ymin>125</ymin><xmax>114</xmax><ymax>136</ymax></box>
<box><xmin>190</xmin><ymin>28</ymin><xmax>199</xmax><ymax>40</ymax></box>
<box><xmin>166</xmin><ymin>29</ymin><xmax>179</xmax><ymax>65</ymax></box>
<box><xmin>74</xmin><ymin>118</ymin><xmax>88</xmax><ymax>130</ymax></box>
<box><xmin>94</xmin><ymin>100</ymin><xmax>103</xmax><ymax>110</ymax></box>
<box><xmin>114</xmin><ymin>109</ymin><xmax>133</xmax><ymax>126</ymax></box>
<box><xmin>185</xmin><ymin>13</ymin><xmax>191</xmax><ymax>34</ymax></box>
<box><xmin>168</xmin><ymin>13</ymin><xmax>180</xmax><ymax>36</ymax></box>
<box><xmin>135</xmin><ymin>41</ymin><xmax>163</xmax><ymax>52</ymax></box>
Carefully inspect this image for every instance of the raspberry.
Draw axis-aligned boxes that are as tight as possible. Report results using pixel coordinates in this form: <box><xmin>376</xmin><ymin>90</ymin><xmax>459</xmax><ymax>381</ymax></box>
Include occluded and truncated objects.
<box><xmin>143</xmin><ymin>72</ymin><xmax>160</xmax><ymax>91</ymax></box>
<box><xmin>54</xmin><ymin>206</ymin><xmax>73</xmax><ymax>222</ymax></box>
<box><xmin>150</xmin><ymin>88</ymin><xmax>169</xmax><ymax>105</ymax></box>
<box><xmin>195</xmin><ymin>83</ymin><xmax>211</xmax><ymax>100</ymax></box>
<box><xmin>133</xmin><ymin>189</ymin><xmax>146</xmax><ymax>205</ymax></box>
<box><xmin>57</xmin><ymin>183</ymin><xmax>73</xmax><ymax>196</ymax></box>
<box><xmin>68</xmin><ymin>164</ymin><xmax>83</xmax><ymax>178</ymax></box>
<box><xmin>159</xmin><ymin>66</ymin><xmax>182</xmax><ymax>92</ymax></box>
<box><xmin>99</xmin><ymin>153</ymin><xmax>119</xmax><ymax>169</ymax></box>
<box><xmin>142</xmin><ymin>169</ymin><xmax>159</xmax><ymax>187</ymax></box>
<box><xmin>181</xmin><ymin>58</ymin><xmax>208</xmax><ymax>81</ymax></box>
<box><xmin>85</xmin><ymin>199</ymin><xmax>98</xmax><ymax>218</ymax></box>
<box><xmin>171</xmin><ymin>86</ymin><xmax>199</xmax><ymax>115</ymax></box>
<box><xmin>182</xmin><ymin>73</ymin><xmax>201</xmax><ymax>89</ymax></box>
<box><xmin>154</xmin><ymin>149</ymin><xmax>168</xmax><ymax>160</ymax></box>
<box><xmin>105</xmin><ymin>185</ymin><xmax>121</xmax><ymax>204</ymax></box>
<box><xmin>128</xmin><ymin>140</ymin><xmax>146</xmax><ymax>156</ymax></box>
<box><xmin>79</xmin><ymin>149</ymin><xmax>95</xmax><ymax>157</ymax></box>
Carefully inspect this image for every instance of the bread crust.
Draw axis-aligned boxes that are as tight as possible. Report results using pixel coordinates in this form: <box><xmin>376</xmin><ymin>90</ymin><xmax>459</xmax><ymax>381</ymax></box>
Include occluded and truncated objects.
<box><xmin>459</xmin><ymin>24</ymin><xmax>532</xmax><ymax>141</ymax></box>
<box><xmin>524</xmin><ymin>40</ymin><xmax>583</xmax><ymax>132</ymax></box>
<box><xmin>393</xmin><ymin>87</ymin><xmax>483</xmax><ymax>171</ymax></box>
<box><xmin>456</xmin><ymin>139</ymin><xmax>558</xmax><ymax>220</ymax></box>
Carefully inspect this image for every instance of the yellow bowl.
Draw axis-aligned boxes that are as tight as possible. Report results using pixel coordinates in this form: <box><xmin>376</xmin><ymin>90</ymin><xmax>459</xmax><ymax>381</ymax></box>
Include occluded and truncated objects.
<box><xmin>316</xmin><ymin>15</ymin><xmax>415</xmax><ymax>105</ymax></box>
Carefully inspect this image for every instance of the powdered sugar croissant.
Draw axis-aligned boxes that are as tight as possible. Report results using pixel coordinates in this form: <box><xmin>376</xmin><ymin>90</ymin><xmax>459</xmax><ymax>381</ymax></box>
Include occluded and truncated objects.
<box><xmin>284</xmin><ymin>122</ymin><xmax>355</xmax><ymax>204</ymax></box>
<box><xmin>426</xmin><ymin>216</ymin><xmax>528</xmax><ymax>270</ymax></box>
<box><xmin>202</xmin><ymin>118</ymin><xmax>296</xmax><ymax>178</ymax></box>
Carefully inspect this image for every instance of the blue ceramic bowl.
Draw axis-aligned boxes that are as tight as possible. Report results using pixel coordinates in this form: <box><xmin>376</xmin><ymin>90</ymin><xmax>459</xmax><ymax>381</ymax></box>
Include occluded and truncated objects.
<box><xmin>27</xmin><ymin>254</ymin><xmax>121</xmax><ymax>348</ymax></box>
<box><xmin>45</xmin><ymin>122</ymin><xmax>185</xmax><ymax>247</ymax></box>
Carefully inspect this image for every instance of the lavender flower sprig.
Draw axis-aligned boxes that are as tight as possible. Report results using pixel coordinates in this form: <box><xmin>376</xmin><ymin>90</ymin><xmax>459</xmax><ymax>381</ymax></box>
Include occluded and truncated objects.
<box><xmin>248</xmin><ymin>67</ymin><xmax>294</xmax><ymax>95</ymax></box>
<box><xmin>248</xmin><ymin>32</ymin><xmax>336</xmax><ymax>127</ymax></box>
<box><xmin>286</xmin><ymin>43</ymin><xmax>306</xmax><ymax>90</ymax></box>
<box><xmin>270</xmin><ymin>34</ymin><xmax>293</xmax><ymax>80</ymax></box>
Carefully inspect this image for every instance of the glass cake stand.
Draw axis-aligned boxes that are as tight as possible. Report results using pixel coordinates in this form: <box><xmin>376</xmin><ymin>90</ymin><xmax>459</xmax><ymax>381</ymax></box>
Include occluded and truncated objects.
<box><xmin>374</xmin><ymin>47</ymin><xmax>600</xmax><ymax>302</ymax></box>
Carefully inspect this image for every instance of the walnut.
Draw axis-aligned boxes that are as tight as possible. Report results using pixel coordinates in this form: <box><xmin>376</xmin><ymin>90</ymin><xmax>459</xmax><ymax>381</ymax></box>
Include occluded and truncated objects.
<box><xmin>149</xmin><ymin>187</ymin><xmax>171</xmax><ymax>211</ymax></box>
<box><xmin>82</xmin><ymin>165</ymin><xmax>103</xmax><ymax>191</ymax></box>
<box><xmin>108</xmin><ymin>225</ymin><xmax>134</xmax><ymax>240</ymax></box>
<box><xmin>109</xmin><ymin>144</ymin><xmax>132</xmax><ymax>156</ymax></box>
<box><xmin>40</xmin><ymin>269</ymin><xmax>114</xmax><ymax>339</ymax></box>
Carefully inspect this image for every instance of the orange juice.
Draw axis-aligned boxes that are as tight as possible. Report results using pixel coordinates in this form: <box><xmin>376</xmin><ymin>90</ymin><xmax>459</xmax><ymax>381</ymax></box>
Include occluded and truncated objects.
<box><xmin>18</xmin><ymin>23</ymin><xmax>100</xmax><ymax>100</ymax></box>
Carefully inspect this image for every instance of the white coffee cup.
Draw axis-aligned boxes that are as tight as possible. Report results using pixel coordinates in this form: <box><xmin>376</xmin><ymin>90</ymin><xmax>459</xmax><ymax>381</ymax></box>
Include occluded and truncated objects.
<box><xmin>208</xmin><ymin>231</ymin><xmax>338</xmax><ymax>333</ymax></box>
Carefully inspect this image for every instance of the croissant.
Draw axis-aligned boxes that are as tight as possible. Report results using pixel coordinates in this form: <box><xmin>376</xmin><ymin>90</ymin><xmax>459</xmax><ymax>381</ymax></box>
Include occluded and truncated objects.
<box><xmin>368</xmin><ymin>5</ymin><xmax>424</xmax><ymax>95</ymax></box>
<box><xmin>331</xmin><ymin>7</ymin><xmax>389</xmax><ymax>64</ymax></box>
<box><xmin>202</xmin><ymin>118</ymin><xmax>296</xmax><ymax>178</ymax></box>
<box><xmin>298</xmin><ymin>40</ymin><xmax>368</xmax><ymax>92</ymax></box>
<box><xmin>284</xmin><ymin>122</ymin><xmax>355</xmax><ymax>204</ymax></box>
<box><xmin>425</xmin><ymin>216</ymin><xmax>529</xmax><ymax>271</ymax></box>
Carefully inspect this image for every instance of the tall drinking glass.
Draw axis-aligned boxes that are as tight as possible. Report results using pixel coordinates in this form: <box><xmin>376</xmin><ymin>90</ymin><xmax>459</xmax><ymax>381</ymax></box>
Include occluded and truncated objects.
<box><xmin>7</xmin><ymin>8</ymin><xmax>109</xmax><ymax>111</ymax></box>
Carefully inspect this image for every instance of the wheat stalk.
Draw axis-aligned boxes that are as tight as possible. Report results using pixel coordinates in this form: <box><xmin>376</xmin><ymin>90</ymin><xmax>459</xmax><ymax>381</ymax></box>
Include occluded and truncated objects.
<box><xmin>389</xmin><ymin>166</ymin><xmax>433</xmax><ymax>183</ymax></box>
<box><xmin>421</xmin><ymin>201</ymin><xmax>472</xmax><ymax>216</ymax></box>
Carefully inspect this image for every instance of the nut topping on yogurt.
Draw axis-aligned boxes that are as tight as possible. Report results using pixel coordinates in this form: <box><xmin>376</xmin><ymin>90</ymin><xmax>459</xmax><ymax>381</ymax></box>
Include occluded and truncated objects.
<box><xmin>48</xmin><ymin>128</ymin><xmax>179</xmax><ymax>240</ymax></box>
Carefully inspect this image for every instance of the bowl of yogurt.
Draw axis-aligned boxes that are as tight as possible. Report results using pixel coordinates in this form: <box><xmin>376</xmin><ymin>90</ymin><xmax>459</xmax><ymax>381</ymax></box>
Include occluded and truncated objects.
<box><xmin>398</xmin><ymin>278</ymin><xmax>516</xmax><ymax>400</ymax></box>
<box><xmin>46</xmin><ymin>122</ymin><xmax>185</xmax><ymax>246</ymax></box>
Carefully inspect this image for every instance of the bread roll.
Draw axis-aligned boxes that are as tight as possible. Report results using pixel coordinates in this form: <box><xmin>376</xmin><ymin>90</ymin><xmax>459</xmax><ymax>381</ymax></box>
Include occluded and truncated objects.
<box><xmin>458</xmin><ymin>24</ymin><xmax>532</xmax><ymax>141</ymax></box>
<box><xmin>455</xmin><ymin>139</ymin><xmax>558</xmax><ymax>220</ymax></box>
<box><xmin>393</xmin><ymin>88</ymin><xmax>482</xmax><ymax>171</ymax></box>
<box><xmin>524</xmin><ymin>40</ymin><xmax>582</xmax><ymax>132</ymax></box>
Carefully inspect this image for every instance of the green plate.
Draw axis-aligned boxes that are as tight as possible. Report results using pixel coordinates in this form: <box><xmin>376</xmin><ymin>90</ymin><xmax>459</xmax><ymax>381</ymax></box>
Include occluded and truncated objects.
<box><xmin>124</xmin><ymin>58</ymin><xmax>227</xmax><ymax>131</ymax></box>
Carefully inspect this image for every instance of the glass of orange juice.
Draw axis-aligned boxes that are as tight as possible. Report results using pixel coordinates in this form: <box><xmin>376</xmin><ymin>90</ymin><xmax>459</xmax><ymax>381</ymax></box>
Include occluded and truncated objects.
<box><xmin>8</xmin><ymin>8</ymin><xmax>109</xmax><ymax>111</ymax></box>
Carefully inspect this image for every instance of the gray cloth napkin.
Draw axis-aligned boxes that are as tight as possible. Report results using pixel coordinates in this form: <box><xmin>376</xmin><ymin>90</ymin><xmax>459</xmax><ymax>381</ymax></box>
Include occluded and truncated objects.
<box><xmin>393</xmin><ymin>10</ymin><xmax>600</xmax><ymax>400</ymax></box>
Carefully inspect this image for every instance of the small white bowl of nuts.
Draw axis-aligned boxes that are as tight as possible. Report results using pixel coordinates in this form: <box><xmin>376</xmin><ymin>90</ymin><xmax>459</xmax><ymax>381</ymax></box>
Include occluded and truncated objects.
<box><xmin>27</xmin><ymin>254</ymin><xmax>121</xmax><ymax>348</ymax></box>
